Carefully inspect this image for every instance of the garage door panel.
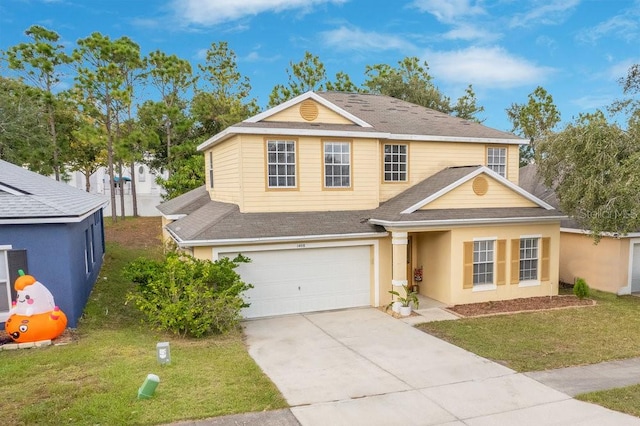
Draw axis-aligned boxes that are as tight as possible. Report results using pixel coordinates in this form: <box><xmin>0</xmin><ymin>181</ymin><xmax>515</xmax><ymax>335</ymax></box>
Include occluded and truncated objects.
<box><xmin>221</xmin><ymin>245</ymin><xmax>371</xmax><ymax>318</ymax></box>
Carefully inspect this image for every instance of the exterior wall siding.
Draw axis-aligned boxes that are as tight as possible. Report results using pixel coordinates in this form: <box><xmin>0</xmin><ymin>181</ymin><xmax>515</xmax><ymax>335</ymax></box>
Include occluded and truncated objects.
<box><xmin>265</xmin><ymin>101</ymin><xmax>353</xmax><ymax>124</ymax></box>
<box><xmin>0</xmin><ymin>213</ymin><xmax>105</xmax><ymax>327</ymax></box>
<box><xmin>239</xmin><ymin>135</ymin><xmax>380</xmax><ymax>213</ymax></box>
<box><xmin>209</xmin><ymin>139</ymin><xmax>242</xmax><ymax>205</ymax></box>
<box><xmin>559</xmin><ymin>232</ymin><xmax>628</xmax><ymax>293</ymax></box>
<box><xmin>421</xmin><ymin>176</ymin><xmax>538</xmax><ymax>210</ymax></box>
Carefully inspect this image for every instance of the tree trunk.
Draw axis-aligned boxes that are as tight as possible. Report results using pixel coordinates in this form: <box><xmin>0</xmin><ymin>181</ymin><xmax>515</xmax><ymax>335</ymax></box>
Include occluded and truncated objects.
<box><xmin>83</xmin><ymin>167</ymin><xmax>91</xmax><ymax>192</ymax></box>
<box><xmin>130</xmin><ymin>160</ymin><xmax>138</xmax><ymax>217</ymax></box>
<box><xmin>118</xmin><ymin>162</ymin><xmax>126</xmax><ymax>219</ymax></box>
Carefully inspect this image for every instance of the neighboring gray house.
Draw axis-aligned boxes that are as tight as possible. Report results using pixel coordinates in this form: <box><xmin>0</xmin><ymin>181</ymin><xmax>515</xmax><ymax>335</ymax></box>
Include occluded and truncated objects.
<box><xmin>0</xmin><ymin>160</ymin><xmax>108</xmax><ymax>327</ymax></box>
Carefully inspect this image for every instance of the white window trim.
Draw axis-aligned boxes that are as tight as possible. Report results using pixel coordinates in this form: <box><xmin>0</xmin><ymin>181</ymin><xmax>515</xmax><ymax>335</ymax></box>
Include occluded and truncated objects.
<box><xmin>472</xmin><ymin>283</ymin><xmax>497</xmax><ymax>292</ymax></box>
<box><xmin>472</xmin><ymin>237</ymin><xmax>497</xmax><ymax>286</ymax></box>
<box><xmin>0</xmin><ymin>245</ymin><xmax>13</xmax><ymax>322</ymax></box>
<box><xmin>267</xmin><ymin>139</ymin><xmax>297</xmax><ymax>188</ymax></box>
<box><xmin>323</xmin><ymin>141</ymin><xmax>351</xmax><ymax>188</ymax></box>
<box><xmin>518</xmin><ymin>235</ymin><xmax>541</xmax><ymax>285</ymax></box>
<box><xmin>487</xmin><ymin>146</ymin><xmax>507</xmax><ymax>178</ymax></box>
<box><xmin>383</xmin><ymin>144</ymin><xmax>408</xmax><ymax>182</ymax></box>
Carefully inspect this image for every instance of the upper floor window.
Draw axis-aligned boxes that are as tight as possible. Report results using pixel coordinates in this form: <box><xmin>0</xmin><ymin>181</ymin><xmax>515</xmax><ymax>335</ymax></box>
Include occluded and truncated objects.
<box><xmin>384</xmin><ymin>144</ymin><xmax>407</xmax><ymax>182</ymax></box>
<box><xmin>473</xmin><ymin>239</ymin><xmax>494</xmax><ymax>285</ymax></box>
<box><xmin>267</xmin><ymin>140</ymin><xmax>296</xmax><ymax>188</ymax></box>
<box><xmin>208</xmin><ymin>151</ymin><xmax>214</xmax><ymax>189</ymax></box>
<box><xmin>519</xmin><ymin>238</ymin><xmax>538</xmax><ymax>281</ymax></box>
<box><xmin>487</xmin><ymin>146</ymin><xmax>507</xmax><ymax>177</ymax></box>
<box><xmin>324</xmin><ymin>141</ymin><xmax>351</xmax><ymax>188</ymax></box>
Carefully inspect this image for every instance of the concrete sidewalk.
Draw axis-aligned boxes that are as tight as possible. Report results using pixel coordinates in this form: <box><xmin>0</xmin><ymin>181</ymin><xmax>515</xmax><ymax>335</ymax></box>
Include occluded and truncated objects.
<box><xmin>526</xmin><ymin>356</ymin><xmax>640</xmax><ymax>396</ymax></box>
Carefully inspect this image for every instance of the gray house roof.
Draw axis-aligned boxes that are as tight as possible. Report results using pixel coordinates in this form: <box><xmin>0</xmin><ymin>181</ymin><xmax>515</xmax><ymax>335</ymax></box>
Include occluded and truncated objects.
<box><xmin>161</xmin><ymin>165</ymin><xmax>564</xmax><ymax>246</ymax></box>
<box><xmin>198</xmin><ymin>92</ymin><xmax>524</xmax><ymax>151</ymax></box>
<box><xmin>0</xmin><ymin>160</ymin><xmax>107</xmax><ymax>223</ymax></box>
<box><xmin>518</xmin><ymin>164</ymin><xmax>579</xmax><ymax>229</ymax></box>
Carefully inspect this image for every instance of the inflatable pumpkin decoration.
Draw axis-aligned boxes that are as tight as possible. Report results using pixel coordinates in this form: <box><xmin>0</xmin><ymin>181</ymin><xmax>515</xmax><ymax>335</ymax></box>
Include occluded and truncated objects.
<box><xmin>4</xmin><ymin>270</ymin><xmax>67</xmax><ymax>343</ymax></box>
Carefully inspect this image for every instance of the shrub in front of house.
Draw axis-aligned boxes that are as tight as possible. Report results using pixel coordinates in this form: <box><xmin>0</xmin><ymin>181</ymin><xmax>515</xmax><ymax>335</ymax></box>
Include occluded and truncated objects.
<box><xmin>573</xmin><ymin>277</ymin><xmax>590</xmax><ymax>299</ymax></box>
<box><xmin>124</xmin><ymin>251</ymin><xmax>252</xmax><ymax>337</ymax></box>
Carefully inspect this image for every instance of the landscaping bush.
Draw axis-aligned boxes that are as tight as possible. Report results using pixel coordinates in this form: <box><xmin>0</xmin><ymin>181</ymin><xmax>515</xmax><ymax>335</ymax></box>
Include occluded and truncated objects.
<box><xmin>124</xmin><ymin>250</ymin><xmax>252</xmax><ymax>337</ymax></box>
<box><xmin>573</xmin><ymin>277</ymin><xmax>590</xmax><ymax>299</ymax></box>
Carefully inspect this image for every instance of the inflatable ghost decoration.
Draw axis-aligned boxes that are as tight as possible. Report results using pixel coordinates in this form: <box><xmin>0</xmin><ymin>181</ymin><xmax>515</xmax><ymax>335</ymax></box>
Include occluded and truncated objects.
<box><xmin>4</xmin><ymin>270</ymin><xmax>67</xmax><ymax>343</ymax></box>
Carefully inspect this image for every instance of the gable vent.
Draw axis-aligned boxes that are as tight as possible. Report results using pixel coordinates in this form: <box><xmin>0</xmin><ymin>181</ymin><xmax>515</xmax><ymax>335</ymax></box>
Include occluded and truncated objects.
<box><xmin>472</xmin><ymin>176</ymin><xmax>488</xmax><ymax>196</ymax></box>
<box><xmin>299</xmin><ymin>100</ymin><xmax>319</xmax><ymax>121</ymax></box>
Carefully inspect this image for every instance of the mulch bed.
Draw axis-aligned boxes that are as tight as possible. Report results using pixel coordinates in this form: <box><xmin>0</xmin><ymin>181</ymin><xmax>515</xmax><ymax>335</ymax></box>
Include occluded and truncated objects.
<box><xmin>445</xmin><ymin>295</ymin><xmax>595</xmax><ymax>318</ymax></box>
<box><xmin>0</xmin><ymin>328</ymin><xmax>79</xmax><ymax>347</ymax></box>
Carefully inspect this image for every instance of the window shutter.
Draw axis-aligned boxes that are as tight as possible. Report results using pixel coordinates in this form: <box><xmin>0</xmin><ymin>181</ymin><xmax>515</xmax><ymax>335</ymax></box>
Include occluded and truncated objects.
<box><xmin>510</xmin><ymin>239</ymin><xmax>520</xmax><ymax>284</ymax></box>
<box><xmin>463</xmin><ymin>241</ymin><xmax>473</xmax><ymax>289</ymax></box>
<box><xmin>496</xmin><ymin>239</ymin><xmax>506</xmax><ymax>285</ymax></box>
<box><xmin>541</xmin><ymin>237</ymin><xmax>551</xmax><ymax>281</ymax></box>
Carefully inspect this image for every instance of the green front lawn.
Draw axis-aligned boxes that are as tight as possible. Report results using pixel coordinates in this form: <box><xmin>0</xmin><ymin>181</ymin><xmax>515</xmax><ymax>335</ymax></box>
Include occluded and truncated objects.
<box><xmin>0</xmin><ymin>236</ymin><xmax>287</xmax><ymax>425</ymax></box>
<box><xmin>418</xmin><ymin>290</ymin><xmax>640</xmax><ymax>372</ymax></box>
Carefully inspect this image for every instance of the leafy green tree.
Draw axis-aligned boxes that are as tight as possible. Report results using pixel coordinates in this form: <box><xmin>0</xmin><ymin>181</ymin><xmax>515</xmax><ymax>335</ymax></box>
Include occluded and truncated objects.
<box><xmin>73</xmin><ymin>33</ymin><xmax>142</xmax><ymax>222</ymax></box>
<box><xmin>452</xmin><ymin>84</ymin><xmax>485</xmax><ymax>123</ymax></box>
<box><xmin>269</xmin><ymin>51</ymin><xmax>327</xmax><ymax>107</ymax></box>
<box><xmin>0</xmin><ymin>76</ymin><xmax>48</xmax><ymax>165</ymax></box>
<box><xmin>192</xmin><ymin>41</ymin><xmax>258</xmax><ymax>137</ymax></box>
<box><xmin>325</xmin><ymin>71</ymin><xmax>360</xmax><ymax>93</ymax></box>
<box><xmin>363</xmin><ymin>57</ymin><xmax>451</xmax><ymax>112</ymax></box>
<box><xmin>68</xmin><ymin>117</ymin><xmax>107</xmax><ymax>192</ymax></box>
<box><xmin>146</xmin><ymin>50</ymin><xmax>196</xmax><ymax>175</ymax></box>
<box><xmin>5</xmin><ymin>25</ymin><xmax>73</xmax><ymax>180</ymax></box>
<box><xmin>268</xmin><ymin>52</ymin><xmax>358</xmax><ymax>106</ymax></box>
<box><xmin>157</xmin><ymin>141</ymin><xmax>205</xmax><ymax>200</ymax></box>
<box><xmin>536</xmin><ymin>111</ymin><xmax>640</xmax><ymax>241</ymax></box>
<box><xmin>506</xmin><ymin>86</ymin><xmax>560</xmax><ymax>166</ymax></box>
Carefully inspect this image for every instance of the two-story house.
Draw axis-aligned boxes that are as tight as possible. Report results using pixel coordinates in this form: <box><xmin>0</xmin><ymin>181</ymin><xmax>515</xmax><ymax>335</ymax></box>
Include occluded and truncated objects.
<box><xmin>158</xmin><ymin>91</ymin><xmax>565</xmax><ymax>318</ymax></box>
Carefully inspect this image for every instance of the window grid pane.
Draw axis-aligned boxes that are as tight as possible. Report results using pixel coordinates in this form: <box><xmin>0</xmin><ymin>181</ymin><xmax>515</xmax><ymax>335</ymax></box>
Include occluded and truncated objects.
<box><xmin>324</xmin><ymin>142</ymin><xmax>350</xmax><ymax>188</ymax></box>
<box><xmin>473</xmin><ymin>240</ymin><xmax>494</xmax><ymax>285</ymax></box>
<box><xmin>267</xmin><ymin>140</ymin><xmax>296</xmax><ymax>188</ymax></box>
<box><xmin>519</xmin><ymin>238</ymin><xmax>539</xmax><ymax>281</ymax></box>
<box><xmin>487</xmin><ymin>147</ymin><xmax>507</xmax><ymax>177</ymax></box>
<box><xmin>384</xmin><ymin>144</ymin><xmax>407</xmax><ymax>181</ymax></box>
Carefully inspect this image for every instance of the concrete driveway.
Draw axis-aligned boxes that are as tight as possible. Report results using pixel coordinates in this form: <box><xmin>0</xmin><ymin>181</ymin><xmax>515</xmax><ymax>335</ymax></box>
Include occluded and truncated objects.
<box><xmin>243</xmin><ymin>308</ymin><xmax>640</xmax><ymax>426</ymax></box>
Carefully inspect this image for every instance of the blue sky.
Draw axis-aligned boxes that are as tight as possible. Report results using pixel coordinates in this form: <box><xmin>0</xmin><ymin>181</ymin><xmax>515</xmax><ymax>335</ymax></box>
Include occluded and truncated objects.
<box><xmin>1</xmin><ymin>0</ymin><xmax>639</xmax><ymax>133</ymax></box>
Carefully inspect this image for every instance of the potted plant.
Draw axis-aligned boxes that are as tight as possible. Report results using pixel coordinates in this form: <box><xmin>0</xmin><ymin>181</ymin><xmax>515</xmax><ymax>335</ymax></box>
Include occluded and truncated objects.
<box><xmin>387</xmin><ymin>284</ymin><xmax>420</xmax><ymax>317</ymax></box>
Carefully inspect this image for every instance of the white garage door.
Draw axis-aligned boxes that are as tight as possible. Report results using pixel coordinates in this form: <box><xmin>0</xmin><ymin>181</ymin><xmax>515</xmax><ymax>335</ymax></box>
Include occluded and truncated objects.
<box><xmin>220</xmin><ymin>245</ymin><xmax>371</xmax><ymax>318</ymax></box>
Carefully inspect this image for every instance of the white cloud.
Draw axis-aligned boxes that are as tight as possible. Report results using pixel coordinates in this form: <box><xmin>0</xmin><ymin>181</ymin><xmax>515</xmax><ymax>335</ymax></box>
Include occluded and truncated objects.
<box><xmin>410</xmin><ymin>0</ymin><xmax>485</xmax><ymax>24</ymax></box>
<box><xmin>173</xmin><ymin>0</ymin><xmax>347</xmax><ymax>26</ymax></box>
<box><xmin>509</xmin><ymin>0</ymin><xmax>580</xmax><ymax>28</ymax></box>
<box><xmin>571</xmin><ymin>94</ymin><xmax>615</xmax><ymax>111</ymax></box>
<box><xmin>576</xmin><ymin>15</ymin><xmax>639</xmax><ymax>44</ymax></box>
<box><xmin>442</xmin><ymin>24</ymin><xmax>500</xmax><ymax>42</ymax></box>
<box><xmin>320</xmin><ymin>26</ymin><xmax>415</xmax><ymax>52</ymax></box>
<box><xmin>427</xmin><ymin>46</ymin><xmax>556</xmax><ymax>89</ymax></box>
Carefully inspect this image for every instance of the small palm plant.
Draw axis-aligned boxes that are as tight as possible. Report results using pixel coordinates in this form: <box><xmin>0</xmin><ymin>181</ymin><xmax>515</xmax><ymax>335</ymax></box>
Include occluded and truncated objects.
<box><xmin>387</xmin><ymin>284</ymin><xmax>420</xmax><ymax>310</ymax></box>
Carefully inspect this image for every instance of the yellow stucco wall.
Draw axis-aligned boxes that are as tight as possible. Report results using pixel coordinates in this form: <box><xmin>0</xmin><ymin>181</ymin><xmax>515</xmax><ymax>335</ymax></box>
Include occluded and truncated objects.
<box><xmin>408</xmin><ymin>223</ymin><xmax>560</xmax><ymax>306</ymax></box>
<box><xmin>421</xmin><ymin>174</ymin><xmax>537</xmax><ymax>210</ymax></box>
<box><xmin>417</xmin><ymin>231</ymin><xmax>452</xmax><ymax>302</ymax></box>
<box><xmin>559</xmin><ymin>232</ymin><xmax>629</xmax><ymax>293</ymax></box>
